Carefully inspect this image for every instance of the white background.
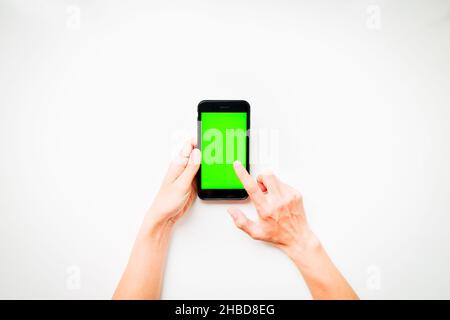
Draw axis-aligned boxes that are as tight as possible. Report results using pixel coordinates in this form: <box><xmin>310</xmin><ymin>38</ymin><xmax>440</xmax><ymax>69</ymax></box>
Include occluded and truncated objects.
<box><xmin>1</xmin><ymin>0</ymin><xmax>450</xmax><ymax>299</ymax></box>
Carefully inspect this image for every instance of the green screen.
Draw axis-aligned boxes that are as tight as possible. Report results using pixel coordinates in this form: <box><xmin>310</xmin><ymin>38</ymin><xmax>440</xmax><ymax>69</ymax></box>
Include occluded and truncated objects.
<box><xmin>201</xmin><ymin>112</ymin><xmax>247</xmax><ymax>189</ymax></box>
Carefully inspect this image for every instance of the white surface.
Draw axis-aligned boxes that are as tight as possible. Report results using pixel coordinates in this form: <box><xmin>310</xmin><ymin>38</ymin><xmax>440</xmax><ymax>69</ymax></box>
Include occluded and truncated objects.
<box><xmin>1</xmin><ymin>0</ymin><xmax>450</xmax><ymax>299</ymax></box>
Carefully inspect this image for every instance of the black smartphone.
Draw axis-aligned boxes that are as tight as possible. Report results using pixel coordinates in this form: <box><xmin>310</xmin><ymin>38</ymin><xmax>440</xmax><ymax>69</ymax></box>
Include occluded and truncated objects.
<box><xmin>197</xmin><ymin>100</ymin><xmax>250</xmax><ymax>200</ymax></box>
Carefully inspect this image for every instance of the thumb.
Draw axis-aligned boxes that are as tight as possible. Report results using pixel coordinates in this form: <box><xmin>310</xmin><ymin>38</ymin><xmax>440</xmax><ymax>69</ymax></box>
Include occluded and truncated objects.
<box><xmin>176</xmin><ymin>148</ymin><xmax>201</xmax><ymax>187</ymax></box>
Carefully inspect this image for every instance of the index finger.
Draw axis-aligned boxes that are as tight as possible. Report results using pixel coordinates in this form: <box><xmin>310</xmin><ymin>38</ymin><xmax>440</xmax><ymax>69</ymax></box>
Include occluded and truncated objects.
<box><xmin>233</xmin><ymin>161</ymin><xmax>265</xmax><ymax>205</ymax></box>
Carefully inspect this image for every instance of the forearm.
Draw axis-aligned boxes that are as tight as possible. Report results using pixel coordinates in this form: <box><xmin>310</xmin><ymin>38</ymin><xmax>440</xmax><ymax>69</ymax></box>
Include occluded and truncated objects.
<box><xmin>113</xmin><ymin>215</ymin><xmax>173</xmax><ymax>300</ymax></box>
<box><xmin>284</xmin><ymin>230</ymin><xmax>358</xmax><ymax>300</ymax></box>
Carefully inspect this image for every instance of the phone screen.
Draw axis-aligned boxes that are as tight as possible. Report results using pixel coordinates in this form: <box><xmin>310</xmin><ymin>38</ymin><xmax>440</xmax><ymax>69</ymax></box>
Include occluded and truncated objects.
<box><xmin>200</xmin><ymin>112</ymin><xmax>247</xmax><ymax>189</ymax></box>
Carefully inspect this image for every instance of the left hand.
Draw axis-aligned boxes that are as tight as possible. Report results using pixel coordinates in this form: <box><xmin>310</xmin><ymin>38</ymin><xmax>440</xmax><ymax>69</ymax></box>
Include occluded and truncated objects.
<box><xmin>144</xmin><ymin>140</ymin><xmax>201</xmax><ymax>231</ymax></box>
<box><xmin>114</xmin><ymin>140</ymin><xmax>201</xmax><ymax>300</ymax></box>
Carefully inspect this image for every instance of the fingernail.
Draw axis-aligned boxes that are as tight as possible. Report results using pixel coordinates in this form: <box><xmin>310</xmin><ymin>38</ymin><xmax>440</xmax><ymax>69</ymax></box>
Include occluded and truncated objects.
<box><xmin>233</xmin><ymin>160</ymin><xmax>242</xmax><ymax>169</ymax></box>
<box><xmin>262</xmin><ymin>168</ymin><xmax>273</xmax><ymax>175</ymax></box>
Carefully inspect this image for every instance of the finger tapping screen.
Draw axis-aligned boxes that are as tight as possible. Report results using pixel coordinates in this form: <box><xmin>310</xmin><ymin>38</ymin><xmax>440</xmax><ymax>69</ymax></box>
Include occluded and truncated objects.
<box><xmin>201</xmin><ymin>112</ymin><xmax>247</xmax><ymax>189</ymax></box>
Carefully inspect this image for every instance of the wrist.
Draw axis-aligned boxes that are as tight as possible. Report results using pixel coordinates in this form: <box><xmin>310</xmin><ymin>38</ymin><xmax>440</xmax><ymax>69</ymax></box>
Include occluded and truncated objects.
<box><xmin>282</xmin><ymin>227</ymin><xmax>322</xmax><ymax>266</ymax></box>
<box><xmin>139</xmin><ymin>209</ymin><xmax>174</xmax><ymax>241</ymax></box>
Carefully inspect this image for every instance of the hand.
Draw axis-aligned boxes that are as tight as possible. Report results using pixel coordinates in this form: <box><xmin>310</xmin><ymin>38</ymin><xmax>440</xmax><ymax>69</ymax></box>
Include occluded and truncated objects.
<box><xmin>228</xmin><ymin>161</ymin><xmax>358</xmax><ymax>300</ymax></box>
<box><xmin>144</xmin><ymin>140</ymin><xmax>201</xmax><ymax>231</ymax></box>
<box><xmin>228</xmin><ymin>161</ymin><xmax>317</xmax><ymax>257</ymax></box>
<box><xmin>114</xmin><ymin>140</ymin><xmax>201</xmax><ymax>300</ymax></box>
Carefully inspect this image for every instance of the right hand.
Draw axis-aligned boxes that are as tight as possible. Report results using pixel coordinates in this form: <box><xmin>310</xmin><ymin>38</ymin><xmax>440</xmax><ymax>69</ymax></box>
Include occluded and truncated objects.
<box><xmin>228</xmin><ymin>161</ymin><xmax>358</xmax><ymax>300</ymax></box>
<box><xmin>228</xmin><ymin>161</ymin><xmax>318</xmax><ymax>257</ymax></box>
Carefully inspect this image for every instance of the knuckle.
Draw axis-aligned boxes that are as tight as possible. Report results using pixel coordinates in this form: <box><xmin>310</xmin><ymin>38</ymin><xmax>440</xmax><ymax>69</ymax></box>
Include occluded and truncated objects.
<box><xmin>235</xmin><ymin>219</ymin><xmax>245</xmax><ymax>229</ymax></box>
<box><xmin>292</xmin><ymin>191</ymin><xmax>302</xmax><ymax>202</ymax></box>
<box><xmin>250</xmin><ymin>232</ymin><xmax>262</xmax><ymax>240</ymax></box>
<box><xmin>247</xmin><ymin>185</ymin><xmax>258</xmax><ymax>195</ymax></box>
<box><xmin>265</xmin><ymin>205</ymin><xmax>276</xmax><ymax>216</ymax></box>
<box><xmin>287</xmin><ymin>194</ymin><xmax>296</xmax><ymax>204</ymax></box>
<box><xmin>237</xmin><ymin>220</ymin><xmax>251</xmax><ymax>232</ymax></box>
<box><xmin>258</xmin><ymin>208</ymin><xmax>269</xmax><ymax>218</ymax></box>
<box><xmin>274</xmin><ymin>201</ymin><xmax>287</xmax><ymax>212</ymax></box>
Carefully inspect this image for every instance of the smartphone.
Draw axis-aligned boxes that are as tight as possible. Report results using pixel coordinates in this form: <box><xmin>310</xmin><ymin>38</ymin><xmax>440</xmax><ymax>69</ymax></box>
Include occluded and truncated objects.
<box><xmin>197</xmin><ymin>100</ymin><xmax>250</xmax><ymax>200</ymax></box>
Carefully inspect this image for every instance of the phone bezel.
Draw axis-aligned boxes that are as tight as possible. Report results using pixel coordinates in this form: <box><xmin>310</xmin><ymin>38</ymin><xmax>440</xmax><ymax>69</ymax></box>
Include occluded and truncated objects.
<box><xmin>197</xmin><ymin>100</ymin><xmax>250</xmax><ymax>200</ymax></box>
